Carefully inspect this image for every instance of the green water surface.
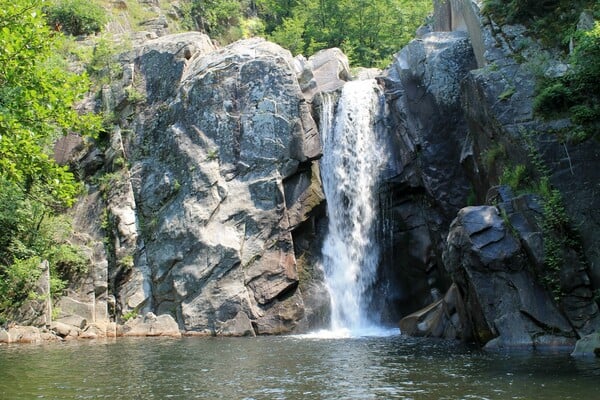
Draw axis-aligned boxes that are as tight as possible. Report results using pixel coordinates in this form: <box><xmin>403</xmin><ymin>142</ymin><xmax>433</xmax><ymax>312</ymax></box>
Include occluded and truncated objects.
<box><xmin>0</xmin><ymin>335</ymin><xmax>598</xmax><ymax>399</ymax></box>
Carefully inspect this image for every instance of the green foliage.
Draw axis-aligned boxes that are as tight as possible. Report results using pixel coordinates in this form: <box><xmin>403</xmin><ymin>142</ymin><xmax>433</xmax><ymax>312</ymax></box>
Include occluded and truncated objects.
<box><xmin>466</xmin><ymin>188</ymin><xmax>477</xmax><ymax>206</ymax></box>
<box><xmin>119</xmin><ymin>254</ymin><xmax>134</xmax><ymax>271</ymax></box>
<box><xmin>254</xmin><ymin>0</ymin><xmax>298</xmax><ymax>32</ymax></box>
<box><xmin>95</xmin><ymin>171</ymin><xmax>124</xmax><ymax>196</ymax></box>
<box><xmin>206</xmin><ymin>148</ymin><xmax>219</xmax><ymax>161</ymax></box>
<box><xmin>0</xmin><ymin>177</ymin><xmax>89</xmax><ymax>317</ymax></box>
<box><xmin>519</xmin><ymin>132</ymin><xmax>578</xmax><ymax>302</ymax></box>
<box><xmin>241</xmin><ymin>17</ymin><xmax>266</xmax><ymax>38</ymax></box>
<box><xmin>539</xmin><ymin>183</ymin><xmax>569</xmax><ymax>301</ymax></box>
<box><xmin>125</xmin><ymin>86</ymin><xmax>146</xmax><ymax>104</ymax></box>
<box><xmin>269</xmin><ymin>13</ymin><xmax>307</xmax><ymax>55</ymax></box>
<box><xmin>46</xmin><ymin>243</ymin><xmax>88</xmax><ymax>277</ymax></box>
<box><xmin>268</xmin><ymin>0</ymin><xmax>432</xmax><ymax>67</ymax></box>
<box><xmin>87</xmin><ymin>37</ymin><xmax>124</xmax><ymax>84</ymax></box>
<box><xmin>122</xmin><ymin>309</ymin><xmax>138</xmax><ymax>322</ymax></box>
<box><xmin>184</xmin><ymin>0</ymin><xmax>245</xmax><ymax>40</ymax></box>
<box><xmin>0</xmin><ymin>0</ymin><xmax>100</xmax><ymax>209</ymax></box>
<box><xmin>0</xmin><ymin>179</ymin><xmax>54</xmax><ymax>265</ymax></box>
<box><xmin>484</xmin><ymin>1</ymin><xmax>600</xmax><ymax>140</ymax></box>
<box><xmin>533</xmin><ymin>81</ymin><xmax>572</xmax><ymax>115</ymax></box>
<box><xmin>498</xmin><ymin>85</ymin><xmax>515</xmax><ymax>101</ymax></box>
<box><xmin>184</xmin><ymin>0</ymin><xmax>270</xmax><ymax>43</ymax></box>
<box><xmin>0</xmin><ymin>0</ymin><xmax>97</xmax><ymax>320</ymax></box>
<box><xmin>45</xmin><ymin>0</ymin><xmax>107</xmax><ymax>36</ymax></box>
<box><xmin>172</xmin><ymin>179</ymin><xmax>181</xmax><ymax>193</ymax></box>
<box><xmin>0</xmin><ymin>257</ymin><xmax>42</xmax><ymax>312</ymax></box>
<box><xmin>534</xmin><ymin>21</ymin><xmax>600</xmax><ymax>141</ymax></box>
<box><xmin>483</xmin><ymin>0</ymin><xmax>554</xmax><ymax>24</ymax></box>
<box><xmin>481</xmin><ymin>142</ymin><xmax>507</xmax><ymax>171</ymax></box>
<box><xmin>113</xmin><ymin>156</ymin><xmax>127</xmax><ymax>169</ymax></box>
<box><xmin>482</xmin><ymin>0</ymin><xmax>596</xmax><ymax>47</ymax></box>
<box><xmin>183</xmin><ymin>0</ymin><xmax>432</xmax><ymax>67</ymax></box>
<box><xmin>499</xmin><ymin>164</ymin><xmax>527</xmax><ymax>192</ymax></box>
<box><xmin>572</xmin><ymin>23</ymin><xmax>600</xmax><ymax>93</ymax></box>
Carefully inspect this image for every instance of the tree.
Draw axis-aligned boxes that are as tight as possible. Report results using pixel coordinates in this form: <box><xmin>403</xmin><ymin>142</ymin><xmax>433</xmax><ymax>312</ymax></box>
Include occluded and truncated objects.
<box><xmin>255</xmin><ymin>0</ymin><xmax>300</xmax><ymax>32</ymax></box>
<box><xmin>181</xmin><ymin>0</ymin><xmax>431</xmax><ymax>66</ymax></box>
<box><xmin>44</xmin><ymin>0</ymin><xmax>107</xmax><ymax>36</ymax></box>
<box><xmin>0</xmin><ymin>0</ymin><xmax>98</xmax><ymax>319</ymax></box>
<box><xmin>269</xmin><ymin>12</ymin><xmax>307</xmax><ymax>55</ymax></box>
<box><xmin>185</xmin><ymin>0</ymin><xmax>244</xmax><ymax>39</ymax></box>
<box><xmin>267</xmin><ymin>0</ymin><xmax>432</xmax><ymax>67</ymax></box>
<box><xmin>0</xmin><ymin>0</ymin><xmax>98</xmax><ymax>208</ymax></box>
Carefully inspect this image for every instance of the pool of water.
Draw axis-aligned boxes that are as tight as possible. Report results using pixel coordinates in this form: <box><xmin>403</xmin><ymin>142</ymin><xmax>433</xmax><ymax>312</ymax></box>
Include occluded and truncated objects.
<box><xmin>1</xmin><ymin>334</ymin><xmax>599</xmax><ymax>399</ymax></box>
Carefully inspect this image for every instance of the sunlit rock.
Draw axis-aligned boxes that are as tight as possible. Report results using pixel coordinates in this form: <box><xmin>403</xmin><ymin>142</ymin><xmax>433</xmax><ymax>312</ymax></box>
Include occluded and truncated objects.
<box><xmin>120</xmin><ymin>312</ymin><xmax>181</xmax><ymax>337</ymax></box>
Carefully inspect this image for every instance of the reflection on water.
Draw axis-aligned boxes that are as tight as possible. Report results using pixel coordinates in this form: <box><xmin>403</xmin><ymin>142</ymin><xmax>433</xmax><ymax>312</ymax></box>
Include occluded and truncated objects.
<box><xmin>1</xmin><ymin>335</ymin><xmax>599</xmax><ymax>399</ymax></box>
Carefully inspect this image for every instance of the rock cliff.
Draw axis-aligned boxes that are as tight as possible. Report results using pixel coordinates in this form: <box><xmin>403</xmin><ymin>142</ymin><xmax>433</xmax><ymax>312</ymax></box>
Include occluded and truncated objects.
<box><xmin>53</xmin><ymin>32</ymin><xmax>341</xmax><ymax>337</ymax></box>
<box><xmin>391</xmin><ymin>0</ymin><xmax>600</xmax><ymax>349</ymax></box>
<box><xmin>30</xmin><ymin>0</ymin><xmax>599</xmax><ymax>347</ymax></box>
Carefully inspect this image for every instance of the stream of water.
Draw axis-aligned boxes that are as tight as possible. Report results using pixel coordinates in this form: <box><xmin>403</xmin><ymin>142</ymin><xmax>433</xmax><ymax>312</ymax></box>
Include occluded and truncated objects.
<box><xmin>319</xmin><ymin>79</ymin><xmax>386</xmax><ymax>337</ymax></box>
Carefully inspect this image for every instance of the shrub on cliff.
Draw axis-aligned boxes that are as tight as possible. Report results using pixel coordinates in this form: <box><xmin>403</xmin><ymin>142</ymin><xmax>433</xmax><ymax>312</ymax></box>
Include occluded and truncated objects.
<box><xmin>534</xmin><ymin>22</ymin><xmax>600</xmax><ymax>141</ymax></box>
<box><xmin>483</xmin><ymin>0</ymin><xmax>598</xmax><ymax>47</ymax></box>
<box><xmin>45</xmin><ymin>0</ymin><xmax>106</xmax><ymax>36</ymax></box>
<box><xmin>183</xmin><ymin>0</ymin><xmax>244</xmax><ymax>40</ymax></box>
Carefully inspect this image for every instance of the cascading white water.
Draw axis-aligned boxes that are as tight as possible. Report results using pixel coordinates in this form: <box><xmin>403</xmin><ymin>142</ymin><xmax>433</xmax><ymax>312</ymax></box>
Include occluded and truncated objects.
<box><xmin>319</xmin><ymin>79</ymin><xmax>387</xmax><ymax>337</ymax></box>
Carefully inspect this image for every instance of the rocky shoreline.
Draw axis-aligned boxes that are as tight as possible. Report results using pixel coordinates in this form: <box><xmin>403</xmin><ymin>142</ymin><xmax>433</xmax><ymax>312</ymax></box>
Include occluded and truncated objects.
<box><xmin>4</xmin><ymin>316</ymin><xmax>600</xmax><ymax>358</ymax></box>
<box><xmin>1</xmin><ymin>312</ymin><xmax>184</xmax><ymax>344</ymax></box>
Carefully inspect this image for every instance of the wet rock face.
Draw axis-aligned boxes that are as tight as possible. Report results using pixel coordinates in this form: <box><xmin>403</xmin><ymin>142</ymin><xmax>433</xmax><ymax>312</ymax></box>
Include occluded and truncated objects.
<box><xmin>399</xmin><ymin>283</ymin><xmax>468</xmax><ymax>340</ymax></box>
<box><xmin>98</xmin><ymin>35</ymin><xmax>326</xmax><ymax>335</ymax></box>
<box><xmin>375</xmin><ymin>31</ymin><xmax>476</xmax><ymax>322</ymax></box>
<box><xmin>387</xmin><ymin>0</ymin><xmax>600</xmax><ymax>349</ymax></box>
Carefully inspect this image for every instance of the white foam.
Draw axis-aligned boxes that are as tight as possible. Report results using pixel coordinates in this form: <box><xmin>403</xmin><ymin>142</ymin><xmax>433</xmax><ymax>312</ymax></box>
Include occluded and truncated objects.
<box><xmin>295</xmin><ymin>327</ymin><xmax>399</xmax><ymax>340</ymax></box>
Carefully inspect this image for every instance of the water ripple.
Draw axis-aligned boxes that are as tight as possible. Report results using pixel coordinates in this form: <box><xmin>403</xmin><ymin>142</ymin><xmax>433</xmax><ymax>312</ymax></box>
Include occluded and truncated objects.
<box><xmin>1</xmin><ymin>336</ymin><xmax>599</xmax><ymax>399</ymax></box>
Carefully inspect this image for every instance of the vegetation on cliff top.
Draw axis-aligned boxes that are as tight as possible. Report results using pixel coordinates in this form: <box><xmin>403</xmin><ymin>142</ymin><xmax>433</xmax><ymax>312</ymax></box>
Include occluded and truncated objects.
<box><xmin>483</xmin><ymin>0</ymin><xmax>599</xmax><ymax>47</ymax></box>
<box><xmin>483</xmin><ymin>0</ymin><xmax>600</xmax><ymax>142</ymax></box>
<box><xmin>534</xmin><ymin>21</ymin><xmax>600</xmax><ymax>142</ymax></box>
<box><xmin>183</xmin><ymin>0</ymin><xmax>432</xmax><ymax>67</ymax></box>
<box><xmin>45</xmin><ymin>0</ymin><xmax>107</xmax><ymax>36</ymax></box>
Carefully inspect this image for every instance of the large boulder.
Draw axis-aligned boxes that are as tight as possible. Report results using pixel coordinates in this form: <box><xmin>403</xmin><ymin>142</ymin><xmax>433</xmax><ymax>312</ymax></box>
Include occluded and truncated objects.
<box><xmin>307</xmin><ymin>48</ymin><xmax>351</xmax><ymax>93</ymax></box>
<box><xmin>93</xmin><ymin>35</ymin><xmax>326</xmax><ymax>335</ymax></box>
<box><xmin>442</xmin><ymin>197</ymin><xmax>600</xmax><ymax>349</ymax></box>
<box><xmin>216</xmin><ymin>311</ymin><xmax>256</xmax><ymax>337</ymax></box>
<box><xmin>120</xmin><ymin>312</ymin><xmax>181</xmax><ymax>337</ymax></box>
<box><xmin>0</xmin><ymin>326</ymin><xmax>59</xmax><ymax>344</ymax></box>
<box><xmin>50</xmin><ymin>321</ymin><xmax>81</xmax><ymax>340</ymax></box>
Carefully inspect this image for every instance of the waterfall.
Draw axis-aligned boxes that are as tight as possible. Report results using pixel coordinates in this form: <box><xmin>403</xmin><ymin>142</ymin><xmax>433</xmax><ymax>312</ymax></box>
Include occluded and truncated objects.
<box><xmin>319</xmin><ymin>79</ymin><xmax>387</xmax><ymax>336</ymax></box>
